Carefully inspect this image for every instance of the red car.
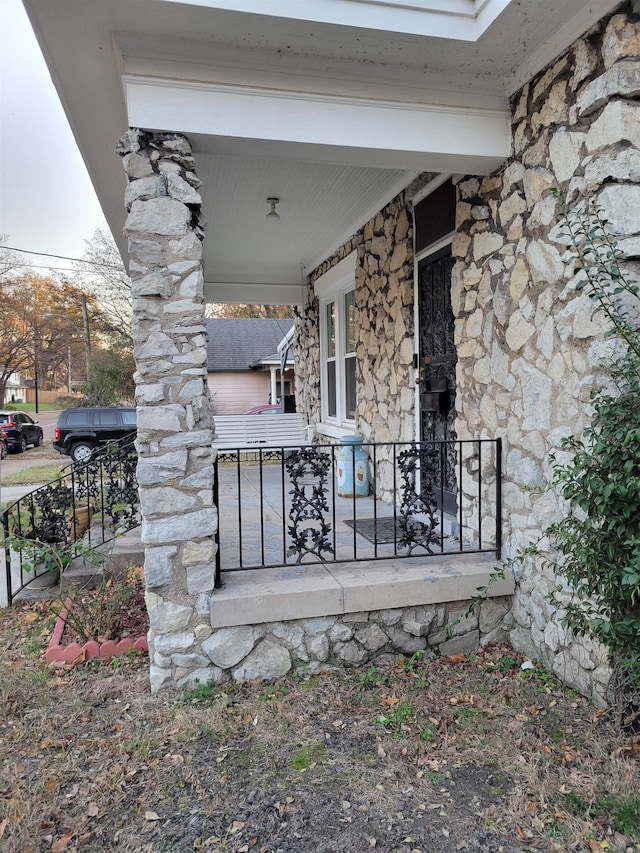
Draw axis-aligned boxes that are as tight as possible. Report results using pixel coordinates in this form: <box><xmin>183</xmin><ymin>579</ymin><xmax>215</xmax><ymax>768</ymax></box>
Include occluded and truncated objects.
<box><xmin>242</xmin><ymin>405</ymin><xmax>282</xmax><ymax>415</ymax></box>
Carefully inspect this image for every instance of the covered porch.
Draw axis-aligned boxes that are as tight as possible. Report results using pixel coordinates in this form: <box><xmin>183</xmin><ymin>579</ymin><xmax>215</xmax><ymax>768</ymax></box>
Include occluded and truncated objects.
<box><xmin>22</xmin><ymin>0</ymin><xmax>629</xmax><ymax>700</ymax></box>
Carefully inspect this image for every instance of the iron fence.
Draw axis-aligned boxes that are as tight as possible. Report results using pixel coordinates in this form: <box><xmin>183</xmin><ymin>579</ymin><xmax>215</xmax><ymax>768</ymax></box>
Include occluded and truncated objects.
<box><xmin>214</xmin><ymin>438</ymin><xmax>502</xmax><ymax>585</ymax></box>
<box><xmin>2</xmin><ymin>439</ymin><xmax>139</xmax><ymax>604</ymax></box>
<box><xmin>3</xmin><ymin>435</ymin><xmax>502</xmax><ymax>601</ymax></box>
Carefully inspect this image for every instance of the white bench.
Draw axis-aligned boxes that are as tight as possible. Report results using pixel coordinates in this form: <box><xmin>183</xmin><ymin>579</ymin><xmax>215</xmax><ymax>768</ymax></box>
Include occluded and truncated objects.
<box><xmin>212</xmin><ymin>413</ymin><xmax>309</xmax><ymax>453</ymax></box>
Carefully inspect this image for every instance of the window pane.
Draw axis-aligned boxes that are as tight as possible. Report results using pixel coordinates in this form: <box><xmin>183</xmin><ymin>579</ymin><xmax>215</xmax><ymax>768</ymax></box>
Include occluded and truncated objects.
<box><xmin>121</xmin><ymin>411</ymin><xmax>137</xmax><ymax>426</ymax></box>
<box><xmin>327</xmin><ymin>360</ymin><xmax>337</xmax><ymax>417</ymax></box>
<box><xmin>67</xmin><ymin>411</ymin><xmax>88</xmax><ymax>426</ymax></box>
<box><xmin>345</xmin><ymin>355</ymin><xmax>356</xmax><ymax>419</ymax></box>
<box><xmin>96</xmin><ymin>411</ymin><xmax>119</xmax><ymax>425</ymax></box>
<box><xmin>326</xmin><ymin>301</ymin><xmax>335</xmax><ymax>358</ymax></box>
<box><xmin>344</xmin><ymin>290</ymin><xmax>356</xmax><ymax>353</ymax></box>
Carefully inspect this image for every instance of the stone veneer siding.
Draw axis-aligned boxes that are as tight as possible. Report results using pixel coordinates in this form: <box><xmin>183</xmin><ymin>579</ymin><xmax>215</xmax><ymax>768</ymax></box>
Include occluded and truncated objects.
<box><xmin>452</xmin><ymin>7</ymin><xmax>640</xmax><ymax>706</ymax></box>
<box><xmin>294</xmin><ymin>8</ymin><xmax>640</xmax><ymax>706</ymax></box>
<box><xmin>118</xmin><ymin>130</ymin><xmax>218</xmax><ymax>694</ymax></box>
<box><xmin>296</xmin><ymin>192</ymin><xmax>417</xmax><ymax>445</ymax></box>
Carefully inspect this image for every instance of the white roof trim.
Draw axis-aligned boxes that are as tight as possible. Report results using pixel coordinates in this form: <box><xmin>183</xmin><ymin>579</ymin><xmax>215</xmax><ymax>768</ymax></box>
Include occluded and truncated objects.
<box><xmin>157</xmin><ymin>0</ymin><xmax>515</xmax><ymax>41</ymax></box>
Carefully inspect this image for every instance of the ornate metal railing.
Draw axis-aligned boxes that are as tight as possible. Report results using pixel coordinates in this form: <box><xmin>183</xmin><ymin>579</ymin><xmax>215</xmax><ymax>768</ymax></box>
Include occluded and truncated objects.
<box><xmin>213</xmin><ymin>438</ymin><xmax>501</xmax><ymax>583</ymax></box>
<box><xmin>2</xmin><ymin>438</ymin><xmax>139</xmax><ymax>604</ymax></box>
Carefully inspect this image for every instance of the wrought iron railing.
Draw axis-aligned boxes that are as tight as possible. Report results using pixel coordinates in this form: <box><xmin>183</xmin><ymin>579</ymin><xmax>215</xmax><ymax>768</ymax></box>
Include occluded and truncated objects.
<box><xmin>2</xmin><ymin>438</ymin><xmax>139</xmax><ymax>604</ymax></box>
<box><xmin>214</xmin><ymin>438</ymin><xmax>502</xmax><ymax>585</ymax></box>
<box><xmin>3</xmin><ymin>435</ymin><xmax>501</xmax><ymax>599</ymax></box>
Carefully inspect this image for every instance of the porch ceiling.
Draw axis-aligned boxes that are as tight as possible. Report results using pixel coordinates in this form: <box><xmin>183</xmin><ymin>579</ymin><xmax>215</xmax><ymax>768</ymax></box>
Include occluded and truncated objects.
<box><xmin>24</xmin><ymin>0</ymin><xmax>619</xmax><ymax>304</ymax></box>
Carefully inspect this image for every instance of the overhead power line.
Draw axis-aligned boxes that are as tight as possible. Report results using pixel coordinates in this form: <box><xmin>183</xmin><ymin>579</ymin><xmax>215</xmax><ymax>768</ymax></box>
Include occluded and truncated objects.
<box><xmin>9</xmin><ymin>262</ymin><xmax>78</xmax><ymax>274</ymax></box>
<box><xmin>1</xmin><ymin>244</ymin><xmax>124</xmax><ymax>270</ymax></box>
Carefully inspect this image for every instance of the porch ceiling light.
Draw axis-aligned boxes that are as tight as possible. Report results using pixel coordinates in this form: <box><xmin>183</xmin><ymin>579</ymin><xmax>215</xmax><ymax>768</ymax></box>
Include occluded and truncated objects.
<box><xmin>266</xmin><ymin>197</ymin><xmax>280</xmax><ymax>222</ymax></box>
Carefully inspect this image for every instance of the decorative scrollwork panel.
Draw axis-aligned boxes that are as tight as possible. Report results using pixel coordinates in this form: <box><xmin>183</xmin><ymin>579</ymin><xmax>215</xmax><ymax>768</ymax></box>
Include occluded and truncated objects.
<box><xmin>396</xmin><ymin>443</ymin><xmax>440</xmax><ymax>555</ymax></box>
<box><xmin>285</xmin><ymin>447</ymin><xmax>334</xmax><ymax>563</ymax></box>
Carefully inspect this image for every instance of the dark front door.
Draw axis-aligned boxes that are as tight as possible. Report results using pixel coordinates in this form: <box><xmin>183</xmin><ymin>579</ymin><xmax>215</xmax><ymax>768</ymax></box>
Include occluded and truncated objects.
<box><xmin>418</xmin><ymin>247</ymin><xmax>457</xmax><ymax>515</ymax></box>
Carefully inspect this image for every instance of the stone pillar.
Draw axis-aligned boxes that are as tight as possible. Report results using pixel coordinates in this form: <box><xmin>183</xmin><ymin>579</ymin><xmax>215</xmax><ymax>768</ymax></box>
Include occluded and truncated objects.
<box><xmin>117</xmin><ymin>129</ymin><xmax>219</xmax><ymax>693</ymax></box>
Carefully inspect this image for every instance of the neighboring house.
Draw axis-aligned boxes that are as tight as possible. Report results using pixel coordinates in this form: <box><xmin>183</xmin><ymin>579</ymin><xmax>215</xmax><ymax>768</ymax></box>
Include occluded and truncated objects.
<box><xmin>2</xmin><ymin>371</ymin><xmax>28</xmax><ymax>405</ymax></box>
<box><xmin>206</xmin><ymin>318</ymin><xmax>294</xmax><ymax>414</ymax></box>
<box><xmin>24</xmin><ymin>0</ymin><xmax>639</xmax><ymax>699</ymax></box>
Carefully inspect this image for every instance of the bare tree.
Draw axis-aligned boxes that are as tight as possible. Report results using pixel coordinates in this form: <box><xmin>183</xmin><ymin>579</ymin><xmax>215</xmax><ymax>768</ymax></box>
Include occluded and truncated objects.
<box><xmin>74</xmin><ymin>228</ymin><xmax>132</xmax><ymax>343</ymax></box>
<box><xmin>0</xmin><ymin>237</ymin><xmax>20</xmax><ymax>283</ymax></box>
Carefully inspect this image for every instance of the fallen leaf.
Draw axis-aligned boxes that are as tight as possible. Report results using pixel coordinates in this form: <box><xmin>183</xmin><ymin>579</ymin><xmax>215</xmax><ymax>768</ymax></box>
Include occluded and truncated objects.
<box><xmin>0</xmin><ymin>819</ymin><xmax>7</xmax><ymax>839</ymax></box>
<box><xmin>86</xmin><ymin>803</ymin><xmax>99</xmax><ymax>817</ymax></box>
<box><xmin>144</xmin><ymin>811</ymin><xmax>160</xmax><ymax>821</ymax></box>
<box><xmin>51</xmin><ymin>832</ymin><xmax>74</xmax><ymax>852</ymax></box>
<box><xmin>445</xmin><ymin>654</ymin><xmax>465</xmax><ymax>664</ymax></box>
<box><xmin>381</xmin><ymin>696</ymin><xmax>400</xmax><ymax>706</ymax></box>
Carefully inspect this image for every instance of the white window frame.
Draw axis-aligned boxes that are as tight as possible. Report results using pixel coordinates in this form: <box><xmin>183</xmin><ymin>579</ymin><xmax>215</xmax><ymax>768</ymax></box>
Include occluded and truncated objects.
<box><xmin>315</xmin><ymin>251</ymin><xmax>357</xmax><ymax>434</ymax></box>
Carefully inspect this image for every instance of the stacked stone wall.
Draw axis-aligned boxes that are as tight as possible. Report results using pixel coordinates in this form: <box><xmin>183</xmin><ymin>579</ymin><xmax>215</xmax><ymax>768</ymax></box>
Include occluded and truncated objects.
<box><xmin>118</xmin><ymin>130</ymin><xmax>218</xmax><ymax>693</ymax></box>
<box><xmin>296</xmin><ymin>194</ymin><xmax>416</xmax><ymax>447</ymax></box>
<box><xmin>182</xmin><ymin>597</ymin><xmax>511</xmax><ymax>684</ymax></box>
<box><xmin>452</xmin><ymin>8</ymin><xmax>640</xmax><ymax>705</ymax></box>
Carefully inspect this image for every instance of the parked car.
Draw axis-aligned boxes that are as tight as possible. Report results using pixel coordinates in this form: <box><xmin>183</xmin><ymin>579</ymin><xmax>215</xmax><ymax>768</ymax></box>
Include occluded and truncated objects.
<box><xmin>242</xmin><ymin>405</ymin><xmax>282</xmax><ymax>415</ymax></box>
<box><xmin>0</xmin><ymin>411</ymin><xmax>44</xmax><ymax>453</ymax></box>
<box><xmin>0</xmin><ymin>428</ymin><xmax>8</xmax><ymax>460</ymax></box>
<box><xmin>53</xmin><ymin>407</ymin><xmax>137</xmax><ymax>463</ymax></box>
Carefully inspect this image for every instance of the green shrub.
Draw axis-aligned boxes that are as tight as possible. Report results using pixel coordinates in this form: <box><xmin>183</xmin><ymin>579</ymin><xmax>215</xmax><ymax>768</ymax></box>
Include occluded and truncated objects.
<box><xmin>546</xmin><ymin>199</ymin><xmax>640</xmax><ymax>709</ymax></box>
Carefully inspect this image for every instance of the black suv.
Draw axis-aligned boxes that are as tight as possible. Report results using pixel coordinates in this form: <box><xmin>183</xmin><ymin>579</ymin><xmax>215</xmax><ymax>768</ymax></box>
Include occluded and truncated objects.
<box><xmin>0</xmin><ymin>410</ymin><xmax>44</xmax><ymax>453</ymax></box>
<box><xmin>53</xmin><ymin>407</ymin><xmax>137</xmax><ymax>462</ymax></box>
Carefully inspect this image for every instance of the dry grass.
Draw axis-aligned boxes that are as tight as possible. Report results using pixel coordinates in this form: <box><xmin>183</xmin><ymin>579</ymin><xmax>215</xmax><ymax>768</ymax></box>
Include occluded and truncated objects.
<box><xmin>1</xmin><ymin>600</ymin><xmax>639</xmax><ymax>853</ymax></box>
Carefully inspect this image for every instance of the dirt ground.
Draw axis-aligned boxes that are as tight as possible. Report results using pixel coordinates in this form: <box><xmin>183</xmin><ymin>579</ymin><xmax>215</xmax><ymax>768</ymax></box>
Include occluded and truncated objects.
<box><xmin>1</xmin><ymin>599</ymin><xmax>639</xmax><ymax>853</ymax></box>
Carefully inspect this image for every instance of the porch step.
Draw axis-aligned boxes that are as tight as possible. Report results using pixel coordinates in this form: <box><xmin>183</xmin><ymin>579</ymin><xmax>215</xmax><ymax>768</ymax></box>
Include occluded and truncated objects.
<box><xmin>63</xmin><ymin>527</ymin><xmax>144</xmax><ymax>589</ymax></box>
<box><xmin>210</xmin><ymin>553</ymin><xmax>513</xmax><ymax>629</ymax></box>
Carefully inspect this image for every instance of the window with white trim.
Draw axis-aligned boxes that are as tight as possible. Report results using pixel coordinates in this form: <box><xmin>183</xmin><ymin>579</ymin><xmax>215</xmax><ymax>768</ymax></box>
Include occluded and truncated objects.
<box><xmin>316</xmin><ymin>252</ymin><xmax>358</xmax><ymax>426</ymax></box>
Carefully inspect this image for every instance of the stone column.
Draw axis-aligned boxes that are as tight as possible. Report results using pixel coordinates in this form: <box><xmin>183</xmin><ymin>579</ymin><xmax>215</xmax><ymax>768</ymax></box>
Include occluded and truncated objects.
<box><xmin>117</xmin><ymin>129</ymin><xmax>219</xmax><ymax>693</ymax></box>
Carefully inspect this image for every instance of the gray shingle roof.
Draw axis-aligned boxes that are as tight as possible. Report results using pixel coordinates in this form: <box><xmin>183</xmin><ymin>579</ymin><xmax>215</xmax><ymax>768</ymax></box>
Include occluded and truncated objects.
<box><xmin>206</xmin><ymin>318</ymin><xmax>294</xmax><ymax>372</ymax></box>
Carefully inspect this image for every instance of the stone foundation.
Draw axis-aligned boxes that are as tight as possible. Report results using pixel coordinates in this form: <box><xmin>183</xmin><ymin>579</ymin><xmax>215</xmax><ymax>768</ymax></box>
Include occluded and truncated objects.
<box><xmin>172</xmin><ymin>597</ymin><xmax>511</xmax><ymax>688</ymax></box>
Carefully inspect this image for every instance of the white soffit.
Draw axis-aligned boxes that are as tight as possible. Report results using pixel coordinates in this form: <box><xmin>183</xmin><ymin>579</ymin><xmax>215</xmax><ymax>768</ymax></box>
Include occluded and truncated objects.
<box><xmin>196</xmin><ymin>153</ymin><xmax>413</xmax><ymax>291</ymax></box>
<box><xmin>156</xmin><ymin>0</ymin><xmax>514</xmax><ymax>41</ymax></box>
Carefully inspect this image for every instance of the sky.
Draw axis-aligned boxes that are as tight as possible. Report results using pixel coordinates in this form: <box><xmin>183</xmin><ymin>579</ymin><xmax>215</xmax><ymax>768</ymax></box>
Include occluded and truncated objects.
<box><xmin>0</xmin><ymin>0</ymin><xmax>109</xmax><ymax>276</ymax></box>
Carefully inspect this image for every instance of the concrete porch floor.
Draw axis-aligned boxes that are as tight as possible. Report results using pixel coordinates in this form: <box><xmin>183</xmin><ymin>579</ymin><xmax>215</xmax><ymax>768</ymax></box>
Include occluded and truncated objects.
<box><xmin>216</xmin><ymin>459</ymin><xmax>490</xmax><ymax>567</ymax></box>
